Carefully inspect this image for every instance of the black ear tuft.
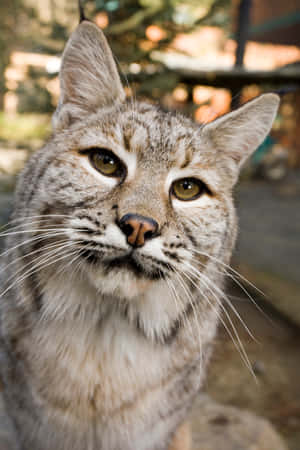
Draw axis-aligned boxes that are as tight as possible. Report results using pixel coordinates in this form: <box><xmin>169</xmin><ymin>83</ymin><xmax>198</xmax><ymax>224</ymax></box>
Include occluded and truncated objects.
<box><xmin>79</xmin><ymin>0</ymin><xmax>87</xmax><ymax>23</ymax></box>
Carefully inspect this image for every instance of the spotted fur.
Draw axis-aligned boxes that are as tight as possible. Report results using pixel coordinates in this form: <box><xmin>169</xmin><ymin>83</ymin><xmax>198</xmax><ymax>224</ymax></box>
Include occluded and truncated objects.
<box><xmin>0</xmin><ymin>20</ymin><xmax>279</xmax><ymax>450</ymax></box>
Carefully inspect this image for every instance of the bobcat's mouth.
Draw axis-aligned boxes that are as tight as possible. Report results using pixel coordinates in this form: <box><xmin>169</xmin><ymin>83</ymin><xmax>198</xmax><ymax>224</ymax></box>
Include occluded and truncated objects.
<box><xmin>106</xmin><ymin>255</ymin><xmax>159</xmax><ymax>279</ymax></box>
<box><xmin>81</xmin><ymin>249</ymin><xmax>165</xmax><ymax>280</ymax></box>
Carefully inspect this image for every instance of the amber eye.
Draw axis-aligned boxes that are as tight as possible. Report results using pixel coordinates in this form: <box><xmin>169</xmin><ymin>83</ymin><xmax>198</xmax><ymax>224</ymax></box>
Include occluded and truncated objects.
<box><xmin>89</xmin><ymin>149</ymin><xmax>125</xmax><ymax>178</ymax></box>
<box><xmin>172</xmin><ymin>178</ymin><xmax>207</xmax><ymax>201</ymax></box>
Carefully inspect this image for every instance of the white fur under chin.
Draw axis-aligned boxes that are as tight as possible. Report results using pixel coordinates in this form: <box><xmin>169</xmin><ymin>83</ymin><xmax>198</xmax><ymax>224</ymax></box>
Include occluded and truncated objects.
<box><xmin>39</xmin><ymin>257</ymin><xmax>193</xmax><ymax>345</ymax></box>
<box><xmin>87</xmin><ymin>264</ymin><xmax>155</xmax><ymax>299</ymax></box>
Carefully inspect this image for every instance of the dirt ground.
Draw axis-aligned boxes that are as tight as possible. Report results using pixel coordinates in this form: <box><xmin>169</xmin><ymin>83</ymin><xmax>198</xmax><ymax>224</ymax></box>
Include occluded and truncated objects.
<box><xmin>205</xmin><ymin>282</ymin><xmax>300</xmax><ymax>450</ymax></box>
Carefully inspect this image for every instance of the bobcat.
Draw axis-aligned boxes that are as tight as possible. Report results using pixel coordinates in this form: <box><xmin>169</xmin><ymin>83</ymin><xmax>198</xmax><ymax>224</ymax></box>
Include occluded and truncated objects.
<box><xmin>0</xmin><ymin>15</ymin><xmax>279</xmax><ymax>450</ymax></box>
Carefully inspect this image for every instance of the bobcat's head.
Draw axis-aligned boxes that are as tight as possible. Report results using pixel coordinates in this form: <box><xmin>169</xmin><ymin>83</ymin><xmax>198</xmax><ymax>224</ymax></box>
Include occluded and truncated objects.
<box><xmin>15</xmin><ymin>21</ymin><xmax>279</xmax><ymax>340</ymax></box>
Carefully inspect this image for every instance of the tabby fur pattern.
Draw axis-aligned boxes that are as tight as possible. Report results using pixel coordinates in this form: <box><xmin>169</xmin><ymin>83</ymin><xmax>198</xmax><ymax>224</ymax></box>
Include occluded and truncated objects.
<box><xmin>0</xmin><ymin>19</ymin><xmax>279</xmax><ymax>450</ymax></box>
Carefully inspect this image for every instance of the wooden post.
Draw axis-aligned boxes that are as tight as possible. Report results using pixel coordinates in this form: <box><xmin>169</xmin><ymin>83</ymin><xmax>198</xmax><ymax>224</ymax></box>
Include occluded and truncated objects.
<box><xmin>231</xmin><ymin>0</ymin><xmax>252</xmax><ymax>109</ymax></box>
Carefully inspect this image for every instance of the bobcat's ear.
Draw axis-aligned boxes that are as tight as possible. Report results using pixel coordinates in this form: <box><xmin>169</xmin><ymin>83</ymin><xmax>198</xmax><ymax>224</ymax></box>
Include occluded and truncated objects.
<box><xmin>202</xmin><ymin>93</ymin><xmax>280</xmax><ymax>183</ymax></box>
<box><xmin>53</xmin><ymin>21</ymin><xmax>125</xmax><ymax>131</ymax></box>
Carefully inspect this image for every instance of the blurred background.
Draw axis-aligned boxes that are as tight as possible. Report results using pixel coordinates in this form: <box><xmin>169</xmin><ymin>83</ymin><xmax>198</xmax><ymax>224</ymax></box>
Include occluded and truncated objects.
<box><xmin>0</xmin><ymin>0</ymin><xmax>299</xmax><ymax>448</ymax></box>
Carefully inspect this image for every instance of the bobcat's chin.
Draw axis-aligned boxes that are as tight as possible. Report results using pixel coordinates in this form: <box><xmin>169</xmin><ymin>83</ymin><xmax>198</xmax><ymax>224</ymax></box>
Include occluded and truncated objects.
<box><xmin>78</xmin><ymin>242</ymin><xmax>172</xmax><ymax>296</ymax></box>
<box><xmin>86</xmin><ymin>263</ymin><xmax>155</xmax><ymax>299</ymax></box>
<box><xmin>81</xmin><ymin>251</ymin><xmax>165</xmax><ymax>299</ymax></box>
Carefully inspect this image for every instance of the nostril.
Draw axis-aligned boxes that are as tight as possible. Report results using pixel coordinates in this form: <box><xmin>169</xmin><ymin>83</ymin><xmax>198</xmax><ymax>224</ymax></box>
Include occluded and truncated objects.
<box><xmin>121</xmin><ymin>223</ymin><xmax>134</xmax><ymax>237</ymax></box>
<box><xmin>144</xmin><ymin>230</ymin><xmax>154</xmax><ymax>240</ymax></box>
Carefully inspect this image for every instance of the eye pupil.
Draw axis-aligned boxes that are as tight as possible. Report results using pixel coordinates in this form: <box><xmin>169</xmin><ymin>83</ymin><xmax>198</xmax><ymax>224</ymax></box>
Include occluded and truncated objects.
<box><xmin>103</xmin><ymin>156</ymin><xmax>114</xmax><ymax>165</ymax></box>
<box><xmin>183</xmin><ymin>181</ymin><xmax>192</xmax><ymax>190</ymax></box>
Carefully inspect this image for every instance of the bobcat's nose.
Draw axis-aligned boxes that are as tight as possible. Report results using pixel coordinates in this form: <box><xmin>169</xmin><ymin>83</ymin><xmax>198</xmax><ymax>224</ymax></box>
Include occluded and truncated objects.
<box><xmin>118</xmin><ymin>213</ymin><xmax>158</xmax><ymax>247</ymax></box>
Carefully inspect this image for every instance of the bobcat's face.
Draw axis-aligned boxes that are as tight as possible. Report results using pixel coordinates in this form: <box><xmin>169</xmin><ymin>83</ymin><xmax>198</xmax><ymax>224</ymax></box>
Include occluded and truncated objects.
<box><xmin>15</xmin><ymin>20</ymin><xmax>278</xmax><ymax>340</ymax></box>
<box><xmin>36</xmin><ymin>101</ymin><xmax>233</xmax><ymax>300</ymax></box>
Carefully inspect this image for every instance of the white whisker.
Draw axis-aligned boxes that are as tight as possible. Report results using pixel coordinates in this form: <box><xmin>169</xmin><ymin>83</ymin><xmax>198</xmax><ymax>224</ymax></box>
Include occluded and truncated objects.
<box><xmin>0</xmin><ymin>242</ymin><xmax>77</xmax><ymax>301</ymax></box>
<box><xmin>180</xmin><ymin>262</ymin><xmax>256</xmax><ymax>380</ymax></box>
<box><xmin>173</xmin><ymin>271</ymin><xmax>204</xmax><ymax>376</ymax></box>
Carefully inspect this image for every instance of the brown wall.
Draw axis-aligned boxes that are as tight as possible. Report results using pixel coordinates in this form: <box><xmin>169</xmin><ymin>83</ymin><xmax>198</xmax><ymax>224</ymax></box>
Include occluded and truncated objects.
<box><xmin>251</xmin><ymin>0</ymin><xmax>300</xmax><ymax>26</ymax></box>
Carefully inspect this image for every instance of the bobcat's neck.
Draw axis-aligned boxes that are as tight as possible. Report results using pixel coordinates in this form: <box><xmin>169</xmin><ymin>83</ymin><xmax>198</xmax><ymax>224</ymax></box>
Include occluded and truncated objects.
<box><xmin>24</xmin><ymin>275</ymin><xmax>211</xmax><ymax>424</ymax></box>
<box><xmin>35</xmin><ymin>265</ymin><xmax>205</xmax><ymax>345</ymax></box>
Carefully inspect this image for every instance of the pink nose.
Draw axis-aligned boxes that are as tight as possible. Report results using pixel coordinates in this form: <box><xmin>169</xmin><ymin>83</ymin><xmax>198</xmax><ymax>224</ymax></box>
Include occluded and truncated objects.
<box><xmin>118</xmin><ymin>214</ymin><xmax>158</xmax><ymax>247</ymax></box>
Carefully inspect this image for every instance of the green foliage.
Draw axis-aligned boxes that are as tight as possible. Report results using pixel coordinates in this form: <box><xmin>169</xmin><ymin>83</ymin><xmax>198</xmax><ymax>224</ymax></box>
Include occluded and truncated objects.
<box><xmin>0</xmin><ymin>1</ymin><xmax>231</xmax><ymax>116</ymax></box>
<box><xmin>86</xmin><ymin>0</ymin><xmax>230</xmax><ymax>58</ymax></box>
<box><xmin>0</xmin><ymin>113</ymin><xmax>51</xmax><ymax>144</ymax></box>
<box><xmin>96</xmin><ymin>0</ymin><xmax>119</xmax><ymax>11</ymax></box>
<box><xmin>50</xmin><ymin>22</ymin><xmax>69</xmax><ymax>40</ymax></box>
<box><xmin>16</xmin><ymin>80</ymin><xmax>54</xmax><ymax>114</ymax></box>
<box><xmin>85</xmin><ymin>0</ymin><xmax>231</xmax><ymax>95</ymax></box>
<box><xmin>0</xmin><ymin>2</ymin><xmax>19</xmax><ymax>108</ymax></box>
<box><xmin>0</xmin><ymin>1</ymin><xmax>42</xmax><ymax>108</ymax></box>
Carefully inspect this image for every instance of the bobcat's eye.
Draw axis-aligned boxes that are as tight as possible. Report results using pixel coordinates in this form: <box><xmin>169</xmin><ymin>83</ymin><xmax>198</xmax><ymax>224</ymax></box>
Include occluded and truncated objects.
<box><xmin>171</xmin><ymin>178</ymin><xmax>207</xmax><ymax>201</ymax></box>
<box><xmin>89</xmin><ymin>149</ymin><xmax>125</xmax><ymax>178</ymax></box>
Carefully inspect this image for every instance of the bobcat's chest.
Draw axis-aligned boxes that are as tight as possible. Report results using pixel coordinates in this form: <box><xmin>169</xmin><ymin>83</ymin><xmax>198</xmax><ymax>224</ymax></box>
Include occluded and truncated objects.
<box><xmin>30</xmin><ymin>314</ymin><xmax>177</xmax><ymax>421</ymax></box>
<box><xmin>25</xmin><ymin>313</ymin><xmax>199</xmax><ymax>450</ymax></box>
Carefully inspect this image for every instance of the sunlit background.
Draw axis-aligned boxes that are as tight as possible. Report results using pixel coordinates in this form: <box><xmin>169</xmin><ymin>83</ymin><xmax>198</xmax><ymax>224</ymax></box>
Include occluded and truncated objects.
<box><xmin>0</xmin><ymin>1</ymin><xmax>299</xmax><ymax>449</ymax></box>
